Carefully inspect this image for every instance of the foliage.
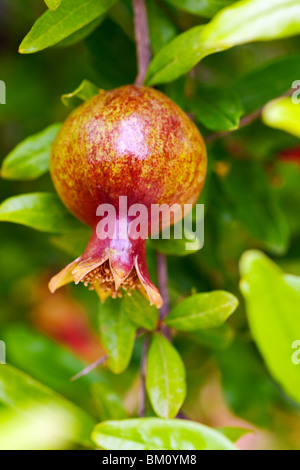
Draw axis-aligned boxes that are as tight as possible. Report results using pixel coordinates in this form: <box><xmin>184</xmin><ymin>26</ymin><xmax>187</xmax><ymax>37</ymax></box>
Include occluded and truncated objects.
<box><xmin>1</xmin><ymin>0</ymin><xmax>300</xmax><ymax>451</ymax></box>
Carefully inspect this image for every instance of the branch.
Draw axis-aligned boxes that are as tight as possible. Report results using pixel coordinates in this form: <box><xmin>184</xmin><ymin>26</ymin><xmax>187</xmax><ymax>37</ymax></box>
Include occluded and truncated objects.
<box><xmin>157</xmin><ymin>252</ymin><xmax>171</xmax><ymax>340</ymax></box>
<box><xmin>133</xmin><ymin>0</ymin><xmax>151</xmax><ymax>85</ymax></box>
<box><xmin>139</xmin><ymin>332</ymin><xmax>150</xmax><ymax>417</ymax></box>
<box><xmin>206</xmin><ymin>88</ymin><xmax>295</xmax><ymax>144</ymax></box>
<box><xmin>71</xmin><ymin>355</ymin><xmax>108</xmax><ymax>382</ymax></box>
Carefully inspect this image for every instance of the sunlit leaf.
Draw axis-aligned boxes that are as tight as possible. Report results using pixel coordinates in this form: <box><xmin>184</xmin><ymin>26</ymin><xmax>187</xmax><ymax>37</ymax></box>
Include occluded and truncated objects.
<box><xmin>92</xmin><ymin>418</ymin><xmax>237</xmax><ymax>450</ymax></box>
<box><xmin>0</xmin><ymin>365</ymin><xmax>95</xmax><ymax>449</ymax></box>
<box><xmin>262</xmin><ymin>97</ymin><xmax>300</xmax><ymax>138</ymax></box>
<box><xmin>165</xmin><ymin>0</ymin><xmax>237</xmax><ymax>18</ymax></box>
<box><xmin>146</xmin><ymin>334</ymin><xmax>186</xmax><ymax>419</ymax></box>
<box><xmin>165</xmin><ymin>291</ymin><xmax>238</xmax><ymax>331</ymax></box>
<box><xmin>240</xmin><ymin>250</ymin><xmax>300</xmax><ymax>405</ymax></box>
<box><xmin>146</xmin><ymin>0</ymin><xmax>300</xmax><ymax>85</ymax></box>
<box><xmin>98</xmin><ymin>298</ymin><xmax>137</xmax><ymax>374</ymax></box>
<box><xmin>0</xmin><ymin>193</ymin><xmax>80</xmax><ymax>233</ymax></box>
<box><xmin>20</xmin><ymin>0</ymin><xmax>118</xmax><ymax>53</ymax></box>
<box><xmin>44</xmin><ymin>0</ymin><xmax>62</xmax><ymax>11</ymax></box>
<box><xmin>1</xmin><ymin>124</ymin><xmax>61</xmax><ymax>180</ymax></box>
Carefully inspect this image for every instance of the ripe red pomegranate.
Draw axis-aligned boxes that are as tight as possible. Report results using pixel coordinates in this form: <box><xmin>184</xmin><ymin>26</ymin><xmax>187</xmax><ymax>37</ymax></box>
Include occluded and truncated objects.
<box><xmin>49</xmin><ymin>85</ymin><xmax>207</xmax><ymax>307</ymax></box>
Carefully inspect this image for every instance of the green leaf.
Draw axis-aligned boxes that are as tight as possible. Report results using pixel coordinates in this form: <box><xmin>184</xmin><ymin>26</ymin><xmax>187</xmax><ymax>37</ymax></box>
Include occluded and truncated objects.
<box><xmin>188</xmin><ymin>323</ymin><xmax>235</xmax><ymax>350</ymax></box>
<box><xmin>1</xmin><ymin>123</ymin><xmax>61</xmax><ymax>180</ymax></box>
<box><xmin>123</xmin><ymin>290</ymin><xmax>159</xmax><ymax>331</ymax></box>
<box><xmin>151</xmin><ymin>228</ymin><xmax>203</xmax><ymax>256</ymax></box>
<box><xmin>44</xmin><ymin>0</ymin><xmax>62</xmax><ymax>11</ymax></box>
<box><xmin>20</xmin><ymin>0</ymin><xmax>118</xmax><ymax>54</ymax></box>
<box><xmin>222</xmin><ymin>160</ymin><xmax>290</xmax><ymax>255</ymax></box>
<box><xmin>0</xmin><ymin>193</ymin><xmax>80</xmax><ymax>233</ymax></box>
<box><xmin>146</xmin><ymin>0</ymin><xmax>300</xmax><ymax>85</ymax></box>
<box><xmin>99</xmin><ymin>297</ymin><xmax>137</xmax><ymax>374</ymax></box>
<box><xmin>240</xmin><ymin>250</ymin><xmax>300</xmax><ymax>405</ymax></box>
<box><xmin>92</xmin><ymin>418</ymin><xmax>237</xmax><ymax>450</ymax></box>
<box><xmin>234</xmin><ymin>53</ymin><xmax>300</xmax><ymax>114</ymax></box>
<box><xmin>146</xmin><ymin>334</ymin><xmax>186</xmax><ymax>419</ymax></box>
<box><xmin>91</xmin><ymin>384</ymin><xmax>128</xmax><ymax>421</ymax></box>
<box><xmin>61</xmin><ymin>80</ymin><xmax>101</xmax><ymax>108</ymax></box>
<box><xmin>2</xmin><ymin>324</ymin><xmax>109</xmax><ymax>418</ymax></box>
<box><xmin>165</xmin><ymin>0</ymin><xmax>237</xmax><ymax>18</ymax></box>
<box><xmin>56</xmin><ymin>17</ymin><xmax>104</xmax><ymax>47</ymax></box>
<box><xmin>50</xmin><ymin>227</ymin><xmax>91</xmax><ymax>257</ymax></box>
<box><xmin>147</xmin><ymin>1</ymin><xmax>177</xmax><ymax>55</ymax></box>
<box><xmin>0</xmin><ymin>365</ymin><xmax>95</xmax><ymax>449</ymax></box>
<box><xmin>190</xmin><ymin>87</ymin><xmax>243</xmax><ymax>132</ymax></box>
<box><xmin>262</xmin><ymin>97</ymin><xmax>300</xmax><ymax>138</ymax></box>
<box><xmin>165</xmin><ymin>291</ymin><xmax>238</xmax><ymax>331</ymax></box>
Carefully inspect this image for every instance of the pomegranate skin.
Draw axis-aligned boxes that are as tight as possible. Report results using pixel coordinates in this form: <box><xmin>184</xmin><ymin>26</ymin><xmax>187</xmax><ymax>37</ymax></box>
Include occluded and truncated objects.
<box><xmin>50</xmin><ymin>85</ymin><xmax>207</xmax><ymax>227</ymax></box>
<box><xmin>49</xmin><ymin>85</ymin><xmax>207</xmax><ymax>307</ymax></box>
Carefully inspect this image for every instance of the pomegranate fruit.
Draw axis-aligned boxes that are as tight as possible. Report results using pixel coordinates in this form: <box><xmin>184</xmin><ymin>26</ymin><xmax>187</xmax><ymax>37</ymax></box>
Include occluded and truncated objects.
<box><xmin>49</xmin><ymin>85</ymin><xmax>207</xmax><ymax>307</ymax></box>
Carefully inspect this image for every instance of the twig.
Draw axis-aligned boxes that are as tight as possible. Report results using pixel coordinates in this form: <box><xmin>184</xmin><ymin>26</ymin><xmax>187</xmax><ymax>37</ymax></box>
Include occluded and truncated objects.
<box><xmin>139</xmin><ymin>332</ymin><xmax>150</xmax><ymax>417</ymax></box>
<box><xmin>71</xmin><ymin>355</ymin><xmax>108</xmax><ymax>382</ymax></box>
<box><xmin>206</xmin><ymin>88</ymin><xmax>295</xmax><ymax>144</ymax></box>
<box><xmin>133</xmin><ymin>0</ymin><xmax>151</xmax><ymax>85</ymax></box>
<box><xmin>157</xmin><ymin>252</ymin><xmax>171</xmax><ymax>340</ymax></box>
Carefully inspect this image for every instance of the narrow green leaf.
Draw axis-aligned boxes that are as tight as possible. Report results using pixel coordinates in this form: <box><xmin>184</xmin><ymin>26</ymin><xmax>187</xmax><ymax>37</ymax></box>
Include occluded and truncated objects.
<box><xmin>240</xmin><ymin>250</ymin><xmax>300</xmax><ymax>405</ymax></box>
<box><xmin>20</xmin><ymin>0</ymin><xmax>118</xmax><ymax>53</ymax></box>
<box><xmin>146</xmin><ymin>0</ymin><xmax>300</xmax><ymax>85</ymax></box>
<box><xmin>44</xmin><ymin>0</ymin><xmax>62</xmax><ymax>11</ymax></box>
<box><xmin>1</xmin><ymin>123</ymin><xmax>61</xmax><ymax>180</ymax></box>
<box><xmin>190</xmin><ymin>88</ymin><xmax>243</xmax><ymax>132</ymax></box>
<box><xmin>0</xmin><ymin>365</ymin><xmax>95</xmax><ymax>449</ymax></box>
<box><xmin>123</xmin><ymin>290</ymin><xmax>159</xmax><ymax>331</ymax></box>
<box><xmin>146</xmin><ymin>334</ymin><xmax>186</xmax><ymax>419</ymax></box>
<box><xmin>56</xmin><ymin>17</ymin><xmax>104</xmax><ymax>47</ymax></box>
<box><xmin>262</xmin><ymin>97</ymin><xmax>300</xmax><ymax>138</ymax></box>
<box><xmin>92</xmin><ymin>418</ymin><xmax>237</xmax><ymax>450</ymax></box>
<box><xmin>61</xmin><ymin>80</ymin><xmax>101</xmax><ymax>108</ymax></box>
<box><xmin>99</xmin><ymin>298</ymin><xmax>137</xmax><ymax>374</ymax></box>
<box><xmin>165</xmin><ymin>291</ymin><xmax>238</xmax><ymax>331</ymax></box>
<box><xmin>0</xmin><ymin>193</ymin><xmax>80</xmax><ymax>233</ymax></box>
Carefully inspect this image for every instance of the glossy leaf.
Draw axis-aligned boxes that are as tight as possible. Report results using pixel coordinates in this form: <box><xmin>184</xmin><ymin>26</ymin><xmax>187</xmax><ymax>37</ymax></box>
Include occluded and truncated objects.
<box><xmin>123</xmin><ymin>290</ymin><xmax>159</xmax><ymax>331</ymax></box>
<box><xmin>56</xmin><ymin>17</ymin><xmax>104</xmax><ymax>47</ymax></box>
<box><xmin>234</xmin><ymin>53</ymin><xmax>300</xmax><ymax>114</ymax></box>
<box><xmin>222</xmin><ymin>160</ymin><xmax>290</xmax><ymax>255</ymax></box>
<box><xmin>188</xmin><ymin>323</ymin><xmax>235</xmax><ymax>350</ymax></box>
<box><xmin>146</xmin><ymin>334</ymin><xmax>186</xmax><ymax>419</ymax></box>
<box><xmin>0</xmin><ymin>193</ymin><xmax>80</xmax><ymax>233</ymax></box>
<box><xmin>165</xmin><ymin>0</ymin><xmax>237</xmax><ymax>18</ymax></box>
<box><xmin>20</xmin><ymin>0</ymin><xmax>118</xmax><ymax>54</ymax></box>
<box><xmin>190</xmin><ymin>88</ymin><xmax>243</xmax><ymax>132</ymax></box>
<box><xmin>146</xmin><ymin>0</ymin><xmax>300</xmax><ymax>85</ymax></box>
<box><xmin>61</xmin><ymin>80</ymin><xmax>101</xmax><ymax>108</ymax></box>
<box><xmin>92</xmin><ymin>418</ymin><xmax>237</xmax><ymax>450</ymax></box>
<box><xmin>147</xmin><ymin>1</ymin><xmax>177</xmax><ymax>55</ymax></box>
<box><xmin>262</xmin><ymin>97</ymin><xmax>300</xmax><ymax>138</ymax></box>
<box><xmin>240</xmin><ymin>250</ymin><xmax>300</xmax><ymax>405</ymax></box>
<box><xmin>98</xmin><ymin>298</ymin><xmax>137</xmax><ymax>374</ymax></box>
<box><xmin>44</xmin><ymin>0</ymin><xmax>62</xmax><ymax>11</ymax></box>
<box><xmin>0</xmin><ymin>365</ymin><xmax>95</xmax><ymax>449</ymax></box>
<box><xmin>165</xmin><ymin>291</ymin><xmax>238</xmax><ymax>331</ymax></box>
<box><xmin>1</xmin><ymin>124</ymin><xmax>61</xmax><ymax>180</ymax></box>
